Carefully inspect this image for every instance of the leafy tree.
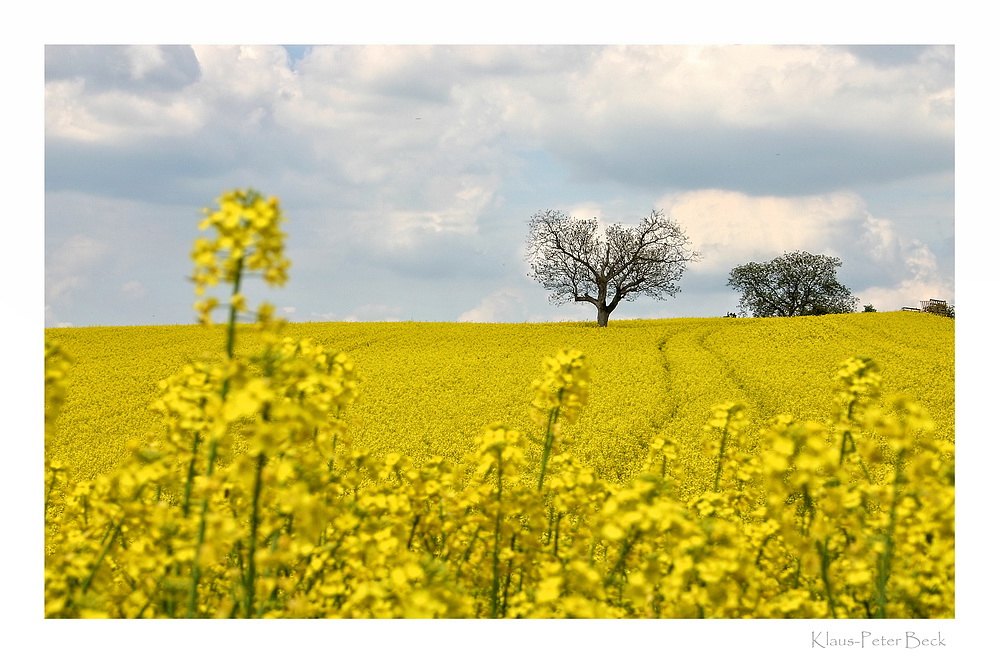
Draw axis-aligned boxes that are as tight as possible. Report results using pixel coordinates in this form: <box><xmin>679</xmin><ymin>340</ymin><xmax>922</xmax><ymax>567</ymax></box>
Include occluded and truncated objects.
<box><xmin>864</xmin><ymin>304</ymin><xmax>877</xmax><ymax>313</ymax></box>
<box><xmin>727</xmin><ymin>250</ymin><xmax>858</xmax><ymax>317</ymax></box>
<box><xmin>525</xmin><ymin>209</ymin><xmax>699</xmax><ymax>326</ymax></box>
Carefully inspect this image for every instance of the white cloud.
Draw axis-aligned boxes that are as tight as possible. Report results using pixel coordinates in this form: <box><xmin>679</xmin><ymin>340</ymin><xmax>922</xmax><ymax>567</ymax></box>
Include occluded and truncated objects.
<box><xmin>46</xmin><ymin>234</ymin><xmax>109</xmax><ymax>302</ymax></box>
<box><xmin>860</xmin><ymin>214</ymin><xmax>899</xmax><ymax>262</ymax></box>
<box><xmin>853</xmin><ymin>207</ymin><xmax>954</xmax><ymax>310</ymax></box>
<box><xmin>551</xmin><ymin>44</ymin><xmax>953</xmax><ymax>139</ymax></box>
<box><xmin>852</xmin><ymin>237</ymin><xmax>953</xmax><ymax>312</ymax></box>
<box><xmin>657</xmin><ymin>189</ymin><xmax>866</xmax><ymax>270</ymax></box>
<box><xmin>903</xmin><ymin>243</ymin><xmax>940</xmax><ymax>280</ymax></box>
<box><xmin>45</xmin><ymin>73</ymin><xmax>203</xmax><ymax>143</ymax></box>
<box><xmin>120</xmin><ymin>280</ymin><xmax>146</xmax><ymax>300</ymax></box>
<box><xmin>45</xmin><ymin>79</ymin><xmax>99</xmax><ymax>142</ymax></box>
<box><xmin>566</xmin><ymin>203</ymin><xmax>605</xmax><ymax>223</ymax></box>
<box><xmin>656</xmin><ymin>188</ymin><xmax>953</xmax><ymax>314</ymax></box>
<box><xmin>306</xmin><ymin>304</ymin><xmax>403</xmax><ymax>323</ymax></box>
<box><xmin>856</xmin><ymin>278</ymin><xmax>954</xmax><ymax>313</ymax></box>
<box><xmin>460</xmin><ymin>287</ymin><xmax>600</xmax><ymax>324</ymax></box>
<box><xmin>458</xmin><ymin>288</ymin><xmax>527</xmax><ymax>323</ymax></box>
<box><xmin>44</xmin><ymin>305</ymin><xmax>73</xmax><ymax>328</ymax></box>
<box><xmin>508</xmin><ymin>45</ymin><xmax>952</xmax><ymax>195</ymax></box>
<box><xmin>45</xmin><ymin>45</ymin><xmax>296</xmax><ymax>143</ymax></box>
<box><xmin>46</xmin><ymin>275</ymin><xmax>82</xmax><ymax>303</ymax></box>
<box><xmin>193</xmin><ymin>45</ymin><xmax>298</xmax><ymax>128</ymax></box>
<box><xmin>342</xmin><ymin>303</ymin><xmax>403</xmax><ymax>323</ymax></box>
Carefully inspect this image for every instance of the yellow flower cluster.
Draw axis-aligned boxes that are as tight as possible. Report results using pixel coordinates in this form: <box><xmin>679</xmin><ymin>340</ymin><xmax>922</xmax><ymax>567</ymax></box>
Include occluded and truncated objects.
<box><xmin>45</xmin><ymin>339</ymin><xmax>72</xmax><ymax>444</ymax></box>
<box><xmin>755</xmin><ymin>361</ymin><xmax>954</xmax><ymax>618</ymax></box>
<box><xmin>44</xmin><ymin>189</ymin><xmax>954</xmax><ymax>618</ymax></box>
<box><xmin>191</xmin><ymin>189</ymin><xmax>288</xmax><ymax>328</ymax></box>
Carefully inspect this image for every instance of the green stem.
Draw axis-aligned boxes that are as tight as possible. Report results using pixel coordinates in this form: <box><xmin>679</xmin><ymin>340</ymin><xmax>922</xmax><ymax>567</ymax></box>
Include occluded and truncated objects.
<box><xmin>712</xmin><ymin>411</ymin><xmax>733</xmax><ymax>492</ymax></box>
<box><xmin>133</xmin><ymin>567</ymin><xmax>171</xmax><ymax>618</ymax></box>
<box><xmin>244</xmin><ymin>451</ymin><xmax>266</xmax><ymax>617</ymax></box>
<box><xmin>490</xmin><ymin>456</ymin><xmax>504</xmax><ymax>618</ymax></box>
<box><xmin>501</xmin><ymin>533</ymin><xmax>516</xmax><ymax>617</ymax></box>
<box><xmin>44</xmin><ymin>466</ymin><xmax>60</xmax><ymax>516</ymax></box>
<box><xmin>838</xmin><ymin>400</ymin><xmax>856</xmax><ymax>465</ymax></box>
<box><xmin>816</xmin><ymin>538</ymin><xmax>839</xmax><ymax>618</ymax></box>
<box><xmin>256</xmin><ymin>528</ymin><xmax>285</xmax><ymax>618</ymax></box>
<box><xmin>606</xmin><ymin>529</ymin><xmax>637</xmax><ymax>586</ymax></box>
<box><xmin>78</xmin><ymin>479</ymin><xmax>151</xmax><ymax>604</ymax></box>
<box><xmin>181</xmin><ymin>432</ymin><xmax>202</xmax><ymax>518</ymax></box>
<box><xmin>552</xmin><ymin>512</ymin><xmax>562</xmax><ymax>557</ymax></box>
<box><xmin>456</xmin><ymin>526</ymin><xmax>481</xmax><ymax>571</ymax></box>
<box><xmin>874</xmin><ymin>449</ymin><xmax>905</xmax><ymax>618</ymax></box>
<box><xmin>800</xmin><ymin>485</ymin><xmax>815</xmax><ymax>536</ymax></box>
<box><xmin>406</xmin><ymin>514</ymin><xmax>421</xmax><ymax>551</ymax></box>
<box><xmin>839</xmin><ymin>404</ymin><xmax>873</xmax><ymax>485</ymax></box>
<box><xmin>188</xmin><ymin>261</ymin><xmax>245</xmax><ymax>617</ymax></box>
<box><xmin>225</xmin><ymin>255</ymin><xmax>245</xmax><ymax>360</ymax></box>
<box><xmin>80</xmin><ymin>520</ymin><xmax>122</xmax><ymax>595</ymax></box>
<box><xmin>537</xmin><ymin>395</ymin><xmax>563</xmax><ymax>491</ymax></box>
<box><xmin>186</xmin><ymin>503</ymin><xmax>209</xmax><ymax>618</ymax></box>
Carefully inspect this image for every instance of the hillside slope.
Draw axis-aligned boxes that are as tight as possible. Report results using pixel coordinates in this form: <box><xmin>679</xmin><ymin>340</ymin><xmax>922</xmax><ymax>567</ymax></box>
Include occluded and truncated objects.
<box><xmin>45</xmin><ymin>311</ymin><xmax>954</xmax><ymax>481</ymax></box>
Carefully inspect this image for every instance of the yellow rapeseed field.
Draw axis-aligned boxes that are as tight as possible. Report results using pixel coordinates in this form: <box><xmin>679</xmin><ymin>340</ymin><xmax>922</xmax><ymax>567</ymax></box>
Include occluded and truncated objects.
<box><xmin>44</xmin><ymin>189</ymin><xmax>954</xmax><ymax>618</ymax></box>
<box><xmin>44</xmin><ymin>313</ymin><xmax>954</xmax><ymax>485</ymax></box>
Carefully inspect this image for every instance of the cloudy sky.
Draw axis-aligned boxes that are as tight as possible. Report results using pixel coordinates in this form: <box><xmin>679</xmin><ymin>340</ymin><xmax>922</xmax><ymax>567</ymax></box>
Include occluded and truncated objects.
<box><xmin>21</xmin><ymin>7</ymin><xmax>998</xmax><ymax>654</ymax></box>
<box><xmin>44</xmin><ymin>43</ymin><xmax>955</xmax><ymax>327</ymax></box>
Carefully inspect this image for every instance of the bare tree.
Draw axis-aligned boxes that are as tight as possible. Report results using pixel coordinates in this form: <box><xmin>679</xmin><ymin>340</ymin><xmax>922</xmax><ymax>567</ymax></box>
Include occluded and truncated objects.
<box><xmin>525</xmin><ymin>209</ymin><xmax>699</xmax><ymax>327</ymax></box>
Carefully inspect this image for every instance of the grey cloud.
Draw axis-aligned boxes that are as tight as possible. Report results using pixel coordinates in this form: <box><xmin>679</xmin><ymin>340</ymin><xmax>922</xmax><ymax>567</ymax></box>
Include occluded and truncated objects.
<box><xmin>459</xmin><ymin>45</ymin><xmax>602</xmax><ymax>77</ymax></box>
<box><xmin>45</xmin><ymin>45</ymin><xmax>201</xmax><ymax>93</ymax></box>
<box><xmin>298</xmin><ymin>46</ymin><xmax>454</xmax><ymax>106</ymax></box>
<box><xmin>46</xmin><ymin>138</ymin><xmax>220</xmax><ymax>203</ymax></box>
<box><xmin>368</xmin><ymin>231</ymin><xmax>507</xmax><ymax>282</ymax></box>
<box><xmin>367</xmin><ymin>70</ymin><xmax>454</xmax><ymax>105</ymax></box>
<box><xmin>45</xmin><ymin>127</ymin><xmax>327</xmax><ymax>206</ymax></box>
<box><xmin>838</xmin><ymin>45</ymin><xmax>939</xmax><ymax>67</ymax></box>
<box><xmin>298</xmin><ymin>45</ymin><xmax>600</xmax><ymax>102</ymax></box>
<box><xmin>550</xmin><ymin>123</ymin><xmax>953</xmax><ymax>197</ymax></box>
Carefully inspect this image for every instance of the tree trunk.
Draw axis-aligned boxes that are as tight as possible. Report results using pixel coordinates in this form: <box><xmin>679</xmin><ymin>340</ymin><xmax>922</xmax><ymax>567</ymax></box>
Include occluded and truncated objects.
<box><xmin>596</xmin><ymin>306</ymin><xmax>610</xmax><ymax>327</ymax></box>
